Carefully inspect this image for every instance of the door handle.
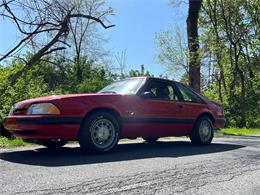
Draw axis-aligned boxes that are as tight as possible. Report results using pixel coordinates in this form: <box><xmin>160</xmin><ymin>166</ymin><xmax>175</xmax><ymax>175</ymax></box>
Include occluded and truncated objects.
<box><xmin>177</xmin><ymin>104</ymin><xmax>183</xmax><ymax>108</ymax></box>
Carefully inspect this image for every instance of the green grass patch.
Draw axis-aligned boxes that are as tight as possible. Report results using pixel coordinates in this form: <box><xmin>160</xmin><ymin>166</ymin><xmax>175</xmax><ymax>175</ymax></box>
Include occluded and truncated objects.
<box><xmin>0</xmin><ymin>136</ymin><xmax>26</xmax><ymax>148</ymax></box>
<box><xmin>220</xmin><ymin>128</ymin><xmax>260</xmax><ymax>136</ymax></box>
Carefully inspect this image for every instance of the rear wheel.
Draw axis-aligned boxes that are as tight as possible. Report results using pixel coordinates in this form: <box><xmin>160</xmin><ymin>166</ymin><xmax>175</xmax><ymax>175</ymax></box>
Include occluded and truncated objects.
<box><xmin>78</xmin><ymin>112</ymin><xmax>120</xmax><ymax>154</ymax></box>
<box><xmin>189</xmin><ymin>116</ymin><xmax>213</xmax><ymax>146</ymax></box>
<box><xmin>41</xmin><ymin>140</ymin><xmax>67</xmax><ymax>149</ymax></box>
<box><xmin>143</xmin><ymin>137</ymin><xmax>159</xmax><ymax>143</ymax></box>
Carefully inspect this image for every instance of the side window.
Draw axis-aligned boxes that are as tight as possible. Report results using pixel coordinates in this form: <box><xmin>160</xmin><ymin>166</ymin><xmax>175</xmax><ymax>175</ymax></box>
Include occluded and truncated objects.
<box><xmin>145</xmin><ymin>81</ymin><xmax>179</xmax><ymax>101</ymax></box>
<box><xmin>175</xmin><ymin>83</ymin><xmax>203</xmax><ymax>103</ymax></box>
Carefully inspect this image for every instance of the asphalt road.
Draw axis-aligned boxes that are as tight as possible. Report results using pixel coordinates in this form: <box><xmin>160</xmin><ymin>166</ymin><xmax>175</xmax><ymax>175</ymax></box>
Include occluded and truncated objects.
<box><xmin>1</xmin><ymin>136</ymin><xmax>260</xmax><ymax>195</ymax></box>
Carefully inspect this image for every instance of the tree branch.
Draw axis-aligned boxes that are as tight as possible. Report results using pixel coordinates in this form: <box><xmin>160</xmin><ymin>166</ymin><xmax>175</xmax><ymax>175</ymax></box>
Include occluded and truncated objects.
<box><xmin>3</xmin><ymin>2</ymin><xmax>31</xmax><ymax>35</ymax></box>
<box><xmin>70</xmin><ymin>13</ymin><xmax>115</xmax><ymax>29</ymax></box>
<box><xmin>0</xmin><ymin>0</ymin><xmax>15</xmax><ymax>8</ymax></box>
<box><xmin>0</xmin><ymin>7</ymin><xmax>115</xmax><ymax>95</ymax></box>
<box><xmin>58</xmin><ymin>39</ymin><xmax>71</xmax><ymax>47</ymax></box>
<box><xmin>0</xmin><ymin>25</ymin><xmax>42</xmax><ymax>61</ymax></box>
<box><xmin>43</xmin><ymin>47</ymin><xmax>66</xmax><ymax>55</ymax></box>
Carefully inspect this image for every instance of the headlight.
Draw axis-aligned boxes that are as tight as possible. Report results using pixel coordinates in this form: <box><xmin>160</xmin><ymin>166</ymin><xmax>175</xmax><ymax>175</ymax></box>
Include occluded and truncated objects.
<box><xmin>26</xmin><ymin>103</ymin><xmax>60</xmax><ymax>115</ymax></box>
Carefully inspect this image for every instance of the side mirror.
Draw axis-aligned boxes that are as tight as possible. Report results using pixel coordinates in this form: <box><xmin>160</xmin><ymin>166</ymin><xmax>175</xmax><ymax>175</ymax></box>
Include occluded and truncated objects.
<box><xmin>140</xmin><ymin>91</ymin><xmax>153</xmax><ymax>98</ymax></box>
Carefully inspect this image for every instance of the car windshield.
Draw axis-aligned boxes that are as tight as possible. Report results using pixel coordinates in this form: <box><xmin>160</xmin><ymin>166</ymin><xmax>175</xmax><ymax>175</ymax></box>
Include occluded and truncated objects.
<box><xmin>99</xmin><ymin>78</ymin><xmax>145</xmax><ymax>94</ymax></box>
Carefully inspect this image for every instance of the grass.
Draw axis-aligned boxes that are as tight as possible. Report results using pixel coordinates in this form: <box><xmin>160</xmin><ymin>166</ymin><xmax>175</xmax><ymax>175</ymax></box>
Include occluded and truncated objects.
<box><xmin>0</xmin><ymin>136</ymin><xmax>26</xmax><ymax>148</ymax></box>
<box><xmin>220</xmin><ymin>128</ymin><xmax>260</xmax><ymax>136</ymax></box>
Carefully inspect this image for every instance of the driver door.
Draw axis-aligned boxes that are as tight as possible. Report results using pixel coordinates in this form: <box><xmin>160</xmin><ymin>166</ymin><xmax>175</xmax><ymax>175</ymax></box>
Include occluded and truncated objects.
<box><xmin>122</xmin><ymin>79</ymin><xmax>192</xmax><ymax>137</ymax></box>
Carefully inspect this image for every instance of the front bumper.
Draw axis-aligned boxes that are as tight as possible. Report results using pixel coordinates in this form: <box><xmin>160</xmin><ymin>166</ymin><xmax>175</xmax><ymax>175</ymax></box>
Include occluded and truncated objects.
<box><xmin>214</xmin><ymin>117</ymin><xmax>226</xmax><ymax>129</ymax></box>
<box><xmin>3</xmin><ymin>116</ymin><xmax>82</xmax><ymax>140</ymax></box>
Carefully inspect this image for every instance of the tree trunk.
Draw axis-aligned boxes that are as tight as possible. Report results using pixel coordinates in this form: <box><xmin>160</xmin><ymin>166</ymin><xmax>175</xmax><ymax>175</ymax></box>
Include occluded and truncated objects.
<box><xmin>186</xmin><ymin>0</ymin><xmax>202</xmax><ymax>92</ymax></box>
<box><xmin>233</xmin><ymin>43</ymin><xmax>246</xmax><ymax>127</ymax></box>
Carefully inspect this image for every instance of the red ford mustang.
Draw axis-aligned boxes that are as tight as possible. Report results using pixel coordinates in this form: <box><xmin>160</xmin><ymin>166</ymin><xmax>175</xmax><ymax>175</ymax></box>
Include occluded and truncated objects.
<box><xmin>4</xmin><ymin>77</ymin><xmax>225</xmax><ymax>153</ymax></box>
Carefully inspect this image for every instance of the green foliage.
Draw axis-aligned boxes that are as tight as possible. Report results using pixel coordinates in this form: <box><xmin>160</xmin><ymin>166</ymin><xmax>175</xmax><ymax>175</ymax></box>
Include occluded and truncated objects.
<box><xmin>154</xmin><ymin>26</ymin><xmax>189</xmax><ymax>80</ymax></box>
<box><xmin>119</xmin><ymin>64</ymin><xmax>153</xmax><ymax>79</ymax></box>
<box><xmin>221</xmin><ymin>128</ymin><xmax>260</xmax><ymax>136</ymax></box>
<box><xmin>155</xmin><ymin>0</ymin><xmax>260</xmax><ymax>128</ymax></box>
<box><xmin>199</xmin><ymin>0</ymin><xmax>260</xmax><ymax>128</ymax></box>
<box><xmin>72</xmin><ymin>60</ymin><xmax>114</xmax><ymax>93</ymax></box>
<box><xmin>128</xmin><ymin>64</ymin><xmax>152</xmax><ymax>77</ymax></box>
<box><xmin>0</xmin><ymin>136</ymin><xmax>26</xmax><ymax>148</ymax></box>
<box><xmin>0</xmin><ymin>56</ymin><xmax>114</xmax><ymax>120</ymax></box>
<box><xmin>0</xmin><ymin>59</ymin><xmax>50</xmax><ymax>117</ymax></box>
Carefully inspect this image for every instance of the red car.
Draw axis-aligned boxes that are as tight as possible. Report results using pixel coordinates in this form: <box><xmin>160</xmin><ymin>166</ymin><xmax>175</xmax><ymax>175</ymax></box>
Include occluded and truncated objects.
<box><xmin>4</xmin><ymin>77</ymin><xmax>225</xmax><ymax>153</ymax></box>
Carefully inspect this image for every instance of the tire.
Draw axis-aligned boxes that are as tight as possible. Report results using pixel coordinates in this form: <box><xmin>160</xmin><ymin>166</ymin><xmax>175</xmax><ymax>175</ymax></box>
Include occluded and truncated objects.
<box><xmin>41</xmin><ymin>140</ymin><xmax>67</xmax><ymax>149</ymax></box>
<box><xmin>143</xmin><ymin>137</ymin><xmax>159</xmax><ymax>143</ymax></box>
<box><xmin>78</xmin><ymin>112</ymin><xmax>120</xmax><ymax>154</ymax></box>
<box><xmin>189</xmin><ymin>116</ymin><xmax>214</xmax><ymax>146</ymax></box>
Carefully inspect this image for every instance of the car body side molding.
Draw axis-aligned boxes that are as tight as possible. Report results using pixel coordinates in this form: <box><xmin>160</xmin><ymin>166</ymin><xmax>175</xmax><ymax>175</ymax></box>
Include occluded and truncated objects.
<box><xmin>122</xmin><ymin>117</ymin><xmax>195</xmax><ymax>124</ymax></box>
<box><xmin>16</xmin><ymin>117</ymin><xmax>83</xmax><ymax>125</ymax></box>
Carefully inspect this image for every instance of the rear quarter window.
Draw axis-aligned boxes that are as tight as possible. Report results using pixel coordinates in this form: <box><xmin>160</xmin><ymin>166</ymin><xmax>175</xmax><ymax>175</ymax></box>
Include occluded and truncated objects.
<box><xmin>175</xmin><ymin>83</ymin><xmax>204</xmax><ymax>103</ymax></box>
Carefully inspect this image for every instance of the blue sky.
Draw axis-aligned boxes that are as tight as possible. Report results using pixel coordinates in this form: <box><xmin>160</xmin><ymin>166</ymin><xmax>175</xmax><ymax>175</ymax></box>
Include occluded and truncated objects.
<box><xmin>0</xmin><ymin>0</ymin><xmax>188</xmax><ymax>76</ymax></box>
<box><xmin>107</xmin><ymin>0</ymin><xmax>188</xmax><ymax>76</ymax></box>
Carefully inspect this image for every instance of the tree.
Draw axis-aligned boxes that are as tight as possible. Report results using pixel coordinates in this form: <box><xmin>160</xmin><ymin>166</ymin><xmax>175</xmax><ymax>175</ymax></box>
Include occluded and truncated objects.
<box><xmin>115</xmin><ymin>49</ymin><xmax>127</xmax><ymax>79</ymax></box>
<box><xmin>66</xmin><ymin>0</ymin><xmax>112</xmax><ymax>83</ymax></box>
<box><xmin>125</xmin><ymin>64</ymin><xmax>152</xmax><ymax>78</ymax></box>
<box><xmin>157</xmin><ymin>0</ymin><xmax>259</xmax><ymax>127</ymax></box>
<box><xmin>0</xmin><ymin>0</ymin><xmax>114</xmax><ymax>96</ymax></box>
<box><xmin>200</xmin><ymin>0</ymin><xmax>260</xmax><ymax>127</ymax></box>
<box><xmin>186</xmin><ymin>0</ymin><xmax>202</xmax><ymax>92</ymax></box>
<box><xmin>155</xmin><ymin>25</ymin><xmax>189</xmax><ymax>81</ymax></box>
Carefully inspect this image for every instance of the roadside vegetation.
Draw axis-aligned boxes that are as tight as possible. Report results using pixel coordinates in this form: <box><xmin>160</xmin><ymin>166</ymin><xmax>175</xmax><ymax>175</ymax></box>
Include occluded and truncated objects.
<box><xmin>220</xmin><ymin>128</ymin><xmax>260</xmax><ymax>136</ymax></box>
<box><xmin>155</xmin><ymin>0</ymin><xmax>260</xmax><ymax>128</ymax></box>
<box><xmin>0</xmin><ymin>136</ymin><xmax>26</xmax><ymax>148</ymax></box>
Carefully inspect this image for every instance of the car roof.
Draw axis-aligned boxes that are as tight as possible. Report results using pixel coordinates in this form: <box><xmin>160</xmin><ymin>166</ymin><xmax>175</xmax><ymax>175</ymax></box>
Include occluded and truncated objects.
<box><xmin>125</xmin><ymin>76</ymin><xmax>207</xmax><ymax>101</ymax></box>
<box><xmin>121</xmin><ymin>76</ymin><xmax>176</xmax><ymax>83</ymax></box>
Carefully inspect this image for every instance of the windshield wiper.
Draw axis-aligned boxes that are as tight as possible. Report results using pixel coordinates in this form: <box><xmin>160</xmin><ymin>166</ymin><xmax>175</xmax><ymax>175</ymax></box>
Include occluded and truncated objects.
<box><xmin>100</xmin><ymin>91</ymin><xmax>117</xmax><ymax>94</ymax></box>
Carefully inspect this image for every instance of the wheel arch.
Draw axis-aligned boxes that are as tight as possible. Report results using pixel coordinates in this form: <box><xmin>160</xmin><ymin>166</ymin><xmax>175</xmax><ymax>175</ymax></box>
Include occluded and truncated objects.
<box><xmin>78</xmin><ymin>107</ymin><xmax>122</xmax><ymax>137</ymax></box>
<box><xmin>195</xmin><ymin>112</ymin><xmax>215</xmax><ymax>125</ymax></box>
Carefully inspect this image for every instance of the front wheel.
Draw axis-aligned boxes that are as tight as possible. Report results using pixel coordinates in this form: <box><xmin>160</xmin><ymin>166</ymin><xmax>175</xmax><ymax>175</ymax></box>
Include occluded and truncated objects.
<box><xmin>189</xmin><ymin>116</ymin><xmax>213</xmax><ymax>146</ymax></box>
<box><xmin>78</xmin><ymin>112</ymin><xmax>120</xmax><ymax>154</ymax></box>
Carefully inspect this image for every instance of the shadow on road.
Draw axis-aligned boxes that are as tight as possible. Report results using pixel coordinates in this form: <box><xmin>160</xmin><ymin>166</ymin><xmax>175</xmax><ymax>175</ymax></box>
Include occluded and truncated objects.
<box><xmin>0</xmin><ymin>140</ymin><xmax>244</xmax><ymax>167</ymax></box>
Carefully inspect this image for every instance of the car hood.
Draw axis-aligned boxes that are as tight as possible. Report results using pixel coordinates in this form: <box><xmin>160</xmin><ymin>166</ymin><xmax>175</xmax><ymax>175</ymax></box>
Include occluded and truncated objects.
<box><xmin>15</xmin><ymin>93</ymin><xmax>118</xmax><ymax>108</ymax></box>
